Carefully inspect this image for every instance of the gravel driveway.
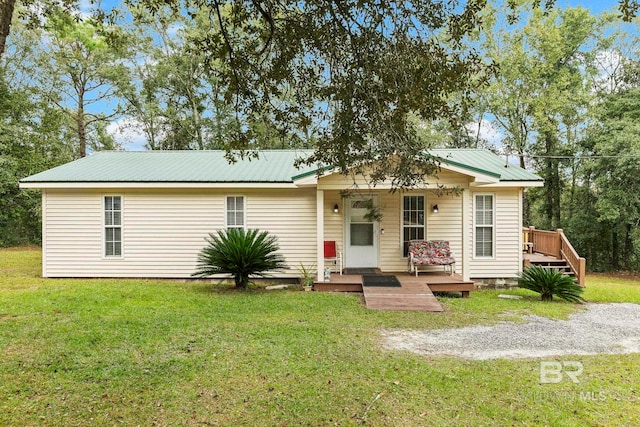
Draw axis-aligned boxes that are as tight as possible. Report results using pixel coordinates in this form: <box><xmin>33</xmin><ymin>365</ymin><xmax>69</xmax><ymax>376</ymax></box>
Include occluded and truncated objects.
<box><xmin>381</xmin><ymin>303</ymin><xmax>640</xmax><ymax>360</ymax></box>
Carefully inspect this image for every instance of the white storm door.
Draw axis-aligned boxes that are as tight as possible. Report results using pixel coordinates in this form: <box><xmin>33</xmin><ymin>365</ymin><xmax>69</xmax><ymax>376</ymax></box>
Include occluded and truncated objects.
<box><xmin>345</xmin><ymin>195</ymin><xmax>379</xmax><ymax>268</ymax></box>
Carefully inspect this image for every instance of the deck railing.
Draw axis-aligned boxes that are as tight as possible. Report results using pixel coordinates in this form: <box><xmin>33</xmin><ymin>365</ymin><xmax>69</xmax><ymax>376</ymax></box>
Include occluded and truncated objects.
<box><xmin>523</xmin><ymin>227</ymin><xmax>586</xmax><ymax>286</ymax></box>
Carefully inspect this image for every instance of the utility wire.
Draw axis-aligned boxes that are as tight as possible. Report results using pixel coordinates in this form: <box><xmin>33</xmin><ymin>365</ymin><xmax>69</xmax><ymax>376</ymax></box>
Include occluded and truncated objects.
<box><xmin>502</xmin><ymin>153</ymin><xmax>640</xmax><ymax>160</ymax></box>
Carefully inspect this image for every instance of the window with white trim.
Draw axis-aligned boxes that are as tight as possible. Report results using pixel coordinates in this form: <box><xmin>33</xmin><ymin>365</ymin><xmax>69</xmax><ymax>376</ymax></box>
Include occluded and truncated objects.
<box><xmin>474</xmin><ymin>194</ymin><xmax>494</xmax><ymax>257</ymax></box>
<box><xmin>104</xmin><ymin>196</ymin><xmax>122</xmax><ymax>257</ymax></box>
<box><xmin>402</xmin><ymin>195</ymin><xmax>425</xmax><ymax>257</ymax></box>
<box><xmin>226</xmin><ymin>196</ymin><xmax>245</xmax><ymax>229</ymax></box>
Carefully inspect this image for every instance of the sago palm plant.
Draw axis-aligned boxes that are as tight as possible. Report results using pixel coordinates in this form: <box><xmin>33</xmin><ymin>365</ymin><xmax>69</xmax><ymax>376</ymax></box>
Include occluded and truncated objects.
<box><xmin>193</xmin><ymin>228</ymin><xmax>287</xmax><ymax>289</ymax></box>
<box><xmin>517</xmin><ymin>266</ymin><xmax>584</xmax><ymax>303</ymax></box>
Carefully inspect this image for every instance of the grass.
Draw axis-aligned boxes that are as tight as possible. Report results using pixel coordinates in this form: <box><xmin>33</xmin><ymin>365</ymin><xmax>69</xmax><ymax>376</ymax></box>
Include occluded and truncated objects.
<box><xmin>1</xmin><ymin>248</ymin><xmax>640</xmax><ymax>425</ymax></box>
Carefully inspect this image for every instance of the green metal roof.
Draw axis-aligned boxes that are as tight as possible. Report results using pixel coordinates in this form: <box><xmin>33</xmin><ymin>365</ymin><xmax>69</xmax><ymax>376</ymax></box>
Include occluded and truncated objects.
<box><xmin>21</xmin><ymin>150</ymin><xmax>316</xmax><ymax>183</ymax></box>
<box><xmin>428</xmin><ymin>149</ymin><xmax>542</xmax><ymax>182</ymax></box>
<box><xmin>21</xmin><ymin>148</ymin><xmax>542</xmax><ymax>184</ymax></box>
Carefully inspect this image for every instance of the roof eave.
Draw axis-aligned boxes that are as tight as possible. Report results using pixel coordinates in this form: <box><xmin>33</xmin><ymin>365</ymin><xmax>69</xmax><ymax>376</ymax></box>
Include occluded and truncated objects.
<box><xmin>470</xmin><ymin>180</ymin><xmax>544</xmax><ymax>188</ymax></box>
<box><xmin>19</xmin><ymin>181</ymin><xmax>298</xmax><ymax>189</ymax></box>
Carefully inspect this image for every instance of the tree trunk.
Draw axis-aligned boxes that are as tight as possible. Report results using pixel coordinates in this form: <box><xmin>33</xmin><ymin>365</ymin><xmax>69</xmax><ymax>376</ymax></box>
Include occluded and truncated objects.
<box><xmin>77</xmin><ymin>104</ymin><xmax>87</xmax><ymax>158</ymax></box>
<box><xmin>624</xmin><ymin>223</ymin><xmax>632</xmax><ymax>271</ymax></box>
<box><xmin>543</xmin><ymin>132</ymin><xmax>555</xmax><ymax>229</ymax></box>
<box><xmin>568</xmin><ymin>158</ymin><xmax>576</xmax><ymax>219</ymax></box>
<box><xmin>542</xmin><ymin>129</ymin><xmax>561</xmax><ymax>229</ymax></box>
<box><xmin>0</xmin><ymin>0</ymin><xmax>16</xmax><ymax>59</ymax></box>
<box><xmin>612</xmin><ymin>228</ymin><xmax>620</xmax><ymax>270</ymax></box>
<box><xmin>235</xmin><ymin>274</ymin><xmax>249</xmax><ymax>289</ymax></box>
<box><xmin>552</xmin><ymin>159</ymin><xmax>561</xmax><ymax>228</ymax></box>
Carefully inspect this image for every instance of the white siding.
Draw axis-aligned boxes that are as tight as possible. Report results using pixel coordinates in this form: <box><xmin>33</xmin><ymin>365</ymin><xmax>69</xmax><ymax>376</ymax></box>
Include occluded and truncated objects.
<box><xmin>43</xmin><ymin>188</ymin><xmax>316</xmax><ymax>278</ymax></box>
<box><xmin>379</xmin><ymin>192</ymin><xmax>403</xmax><ymax>271</ymax></box>
<box><xmin>323</xmin><ymin>190</ymin><xmax>464</xmax><ymax>274</ymax></box>
<box><xmin>323</xmin><ymin>191</ymin><xmax>344</xmax><ymax>253</ymax></box>
<box><xmin>42</xmin><ymin>177</ymin><xmax>524</xmax><ymax>280</ymax></box>
<box><xmin>425</xmin><ymin>193</ymin><xmax>463</xmax><ymax>275</ymax></box>
<box><xmin>467</xmin><ymin>188</ymin><xmax>522</xmax><ymax>278</ymax></box>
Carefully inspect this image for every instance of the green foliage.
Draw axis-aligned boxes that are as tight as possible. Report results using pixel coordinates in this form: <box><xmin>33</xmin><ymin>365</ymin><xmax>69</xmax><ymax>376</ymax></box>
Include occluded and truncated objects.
<box><xmin>126</xmin><ymin>0</ymin><xmax>493</xmax><ymax>188</ymax></box>
<box><xmin>575</xmin><ymin>87</ymin><xmax>640</xmax><ymax>271</ymax></box>
<box><xmin>479</xmin><ymin>4</ymin><xmax>606</xmax><ymax>228</ymax></box>
<box><xmin>0</xmin><ymin>65</ymin><xmax>74</xmax><ymax>246</ymax></box>
<box><xmin>517</xmin><ymin>266</ymin><xmax>584</xmax><ymax>303</ymax></box>
<box><xmin>297</xmin><ymin>262</ymin><xmax>315</xmax><ymax>287</ymax></box>
<box><xmin>193</xmin><ymin>228</ymin><xmax>287</xmax><ymax>289</ymax></box>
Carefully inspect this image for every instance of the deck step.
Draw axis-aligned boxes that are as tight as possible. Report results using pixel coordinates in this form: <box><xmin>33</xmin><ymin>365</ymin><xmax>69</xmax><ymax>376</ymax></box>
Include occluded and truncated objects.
<box><xmin>529</xmin><ymin>261</ymin><xmax>576</xmax><ymax>278</ymax></box>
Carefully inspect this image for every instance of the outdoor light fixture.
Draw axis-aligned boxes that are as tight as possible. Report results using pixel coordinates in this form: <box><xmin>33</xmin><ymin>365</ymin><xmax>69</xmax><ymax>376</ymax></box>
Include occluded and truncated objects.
<box><xmin>333</xmin><ymin>204</ymin><xmax>339</xmax><ymax>213</ymax></box>
<box><xmin>432</xmin><ymin>204</ymin><xmax>439</xmax><ymax>214</ymax></box>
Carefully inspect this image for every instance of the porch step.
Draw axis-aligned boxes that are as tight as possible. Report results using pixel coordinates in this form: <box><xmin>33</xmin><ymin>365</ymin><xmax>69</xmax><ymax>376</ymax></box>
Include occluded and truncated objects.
<box><xmin>529</xmin><ymin>260</ymin><xmax>575</xmax><ymax>277</ymax></box>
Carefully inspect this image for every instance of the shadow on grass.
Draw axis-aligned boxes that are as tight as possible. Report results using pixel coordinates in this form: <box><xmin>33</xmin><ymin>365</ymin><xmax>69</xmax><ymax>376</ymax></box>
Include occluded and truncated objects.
<box><xmin>187</xmin><ymin>279</ymin><xmax>304</xmax><ymax>295</ymax></box>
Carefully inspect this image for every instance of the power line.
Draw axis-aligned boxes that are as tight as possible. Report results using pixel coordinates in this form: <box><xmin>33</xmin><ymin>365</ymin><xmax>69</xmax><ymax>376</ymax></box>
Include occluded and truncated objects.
<box><xmin>503</xmin><ymin>153</ymin><xmax>640</xmax><ymax>160</ymax></box>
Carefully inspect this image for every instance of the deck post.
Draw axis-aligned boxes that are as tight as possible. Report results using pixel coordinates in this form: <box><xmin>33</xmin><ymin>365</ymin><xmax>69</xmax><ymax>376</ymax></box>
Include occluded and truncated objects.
<box><xmin>316</xmin><ymin>189</ymin><xmax>325</xmax><ymax>282</ymax></box>
<box><xmin>556</xmin><ymin>228</ymin><xmax>563</xmax><ymax>259</ymax></box>
<box><xmin>578</xmin><ymin>258</ymin><xmax>586</xmax><ymax>286</ymax></box>
<box><xmin>529</xmin><ymin>226</ymin><xmax>535</xmax><ymax>253</ymax></box>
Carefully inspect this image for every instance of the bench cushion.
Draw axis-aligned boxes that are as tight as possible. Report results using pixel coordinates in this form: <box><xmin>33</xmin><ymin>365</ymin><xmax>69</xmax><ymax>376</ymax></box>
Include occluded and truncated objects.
<box><xmin>409</xmin><ymin>240</ymin><xmax>455</xmax><ymax>266</ymax></box>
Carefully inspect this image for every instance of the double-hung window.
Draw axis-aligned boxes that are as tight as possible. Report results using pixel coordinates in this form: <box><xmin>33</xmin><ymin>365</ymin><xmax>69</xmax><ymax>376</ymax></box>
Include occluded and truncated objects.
<box><xmin>104</xmin><ymin>196</ymin><xmax>122</xmax><ymax>257</ymax></box>
<box><xmin>226</xmin><ymin>196</ymin><xmax>245</xmax><ymax>229</ymax></box>
<box><xmin>402</xmin><ymin>195</ymin><xmax>425</xmax><ymax>257</ymax></box>
<box><xmin>474</xmin><ymin>194</ymin><xmax>494</xmax><ymax>257</ymax></box>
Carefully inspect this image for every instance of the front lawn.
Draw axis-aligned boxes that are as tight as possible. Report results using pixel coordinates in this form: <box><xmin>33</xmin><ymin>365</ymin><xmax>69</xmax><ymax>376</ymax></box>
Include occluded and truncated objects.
<box><xmin>1</xmin><ymin>248</ymin><xmax>639</xmax><ymax>426</ymax></box>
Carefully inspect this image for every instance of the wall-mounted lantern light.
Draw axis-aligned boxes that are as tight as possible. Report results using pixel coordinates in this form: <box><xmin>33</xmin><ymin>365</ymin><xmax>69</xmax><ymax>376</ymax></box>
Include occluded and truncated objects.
<box><xmin>333</xmin><ymin>204</ymin><xmax>339</xmax><ymax>213</ymax></box>
<box><xmin>432</xmin><ymin>204</ymin><xmax>439</xmax><ymax>214</ymax></box>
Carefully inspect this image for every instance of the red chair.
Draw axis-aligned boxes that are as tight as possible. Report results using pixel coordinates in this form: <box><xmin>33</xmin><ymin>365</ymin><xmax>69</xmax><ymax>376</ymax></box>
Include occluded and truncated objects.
<box><xmin>324</xmin><ymin>241</ymin><xmax>343</xmax><ymax>275</ymax></box>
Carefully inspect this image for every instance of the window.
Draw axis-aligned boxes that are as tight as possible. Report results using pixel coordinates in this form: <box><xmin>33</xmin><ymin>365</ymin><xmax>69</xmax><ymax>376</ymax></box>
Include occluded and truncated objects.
<box><xmin>402</xmin><ymin>195</ymin><xmax>425</xmax><ymax>257</ymax></box>
<box><xmin>226</xmin><ymin>196</ymin><xmax>245</xmax><ymax>229</ymax></box>
<box><xmin>104</xmin><ymin>196</ymin><xmax>122</xmax><ymax>257</ymax></box>
<box><xmin>474</xmin><ymin>194</ymin><xmax>494</xmax><ymax>257</ymax></box>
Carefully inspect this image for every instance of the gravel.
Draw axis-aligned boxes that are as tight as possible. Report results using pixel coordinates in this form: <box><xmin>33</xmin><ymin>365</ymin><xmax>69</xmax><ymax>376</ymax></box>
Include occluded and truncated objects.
<box><xmin>381</xmin><ymin>303</ymin><xmax>640</xmax><ymax>360</ymax></box>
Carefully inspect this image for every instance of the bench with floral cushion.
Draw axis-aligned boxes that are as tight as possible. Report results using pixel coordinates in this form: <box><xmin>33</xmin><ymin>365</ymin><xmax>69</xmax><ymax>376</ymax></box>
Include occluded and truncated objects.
<box><xmin>408</xmin><ymin>240</ymin><xmax>456</xmax><ymax>276</ymax></box>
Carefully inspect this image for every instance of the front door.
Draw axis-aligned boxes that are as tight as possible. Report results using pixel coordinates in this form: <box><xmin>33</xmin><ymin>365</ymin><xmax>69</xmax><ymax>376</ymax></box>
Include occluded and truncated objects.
<box><xmin>345</xmin><ymin>195</ymin><xmax>379</xmax><ymax>268</ymax></box>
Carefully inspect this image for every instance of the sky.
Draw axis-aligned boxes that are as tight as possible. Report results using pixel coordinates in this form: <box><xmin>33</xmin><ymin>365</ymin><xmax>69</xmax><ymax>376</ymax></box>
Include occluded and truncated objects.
<box><xmin>104</xmin><ymin>0</ymin><xmax>634</xmax><ymax>151</ymax></box>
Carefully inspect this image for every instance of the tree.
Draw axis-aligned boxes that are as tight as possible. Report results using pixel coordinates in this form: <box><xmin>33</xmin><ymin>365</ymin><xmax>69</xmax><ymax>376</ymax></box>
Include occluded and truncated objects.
<box><xmin>0</xmin><ymin>0</ymin><xmax>16</xmax><ymax>57</ymax></box>
<box><xmin>0</xmin><ymin>67</ymin><xmax>75</xmax><ymax>246</ymax></box>
<box><xmin>193</xmin><ymin>228</ymin><xmax>287</xmax><ymax>289</ymax></box>
<box><xmin>118</xmin><ymin>6</ymin><xmax>241</xmax><ymax>150</ymax></box>
<box><xmin>479</xmin><ymin>5</ymin><xmax>603</xmax><ymax>228</ymax></box>
<box><xmin>581</xmin><ymin>87</ymin><xmax>640</xmax><ymax>270</ymax></box>
<box><xmin>123</xmin><ymin>0</ymin><xmax>492</xmax><ymax>187</ymax></box>
<box><xmin>38</xmin><ymin>8</ymin><xmax>129</xmax><ymax>157</ymax></box>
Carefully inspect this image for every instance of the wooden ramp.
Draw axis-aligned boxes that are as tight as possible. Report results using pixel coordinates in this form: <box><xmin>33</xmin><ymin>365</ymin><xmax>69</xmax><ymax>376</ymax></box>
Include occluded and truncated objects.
<box><xmin>315</xmin><ymin>272</ymin><xmax>474</xmax><ymax>312</ymax></box>
<box><xmin>362</xmin><ymin>275</ymin><xmax>444</xmax><ymax>312</ymax></box>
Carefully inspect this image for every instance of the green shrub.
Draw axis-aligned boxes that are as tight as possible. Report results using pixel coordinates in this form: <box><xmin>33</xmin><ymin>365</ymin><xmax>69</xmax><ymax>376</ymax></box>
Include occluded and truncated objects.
<box><xmin>193</xmin><ymin>228</ymin><xmax>287</xmax><ymax>289</ymax></box>
<box><xmin>517</xmin><ymin>266</ymin><xmax>585</xmax><ymax>303</ymax></box>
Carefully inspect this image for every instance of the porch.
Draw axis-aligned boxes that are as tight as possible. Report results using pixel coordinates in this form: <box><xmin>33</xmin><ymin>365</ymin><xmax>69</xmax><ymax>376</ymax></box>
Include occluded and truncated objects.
<box><xmin>522</xmin><ymin>227</ymin><xmax>586</xmax><ymax>286</ymax></box>
<box><xmin>314</xmin><ymin>271</ymin><xmax>474</xmax><ymax>312</ymax></box>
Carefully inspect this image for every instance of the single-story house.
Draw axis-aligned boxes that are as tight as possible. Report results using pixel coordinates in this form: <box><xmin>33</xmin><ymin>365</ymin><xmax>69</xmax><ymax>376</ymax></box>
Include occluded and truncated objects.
<box><xmin>20</xmin><ymin>149</ymin><xmax>543</xmax><ymax>282</ymax></box>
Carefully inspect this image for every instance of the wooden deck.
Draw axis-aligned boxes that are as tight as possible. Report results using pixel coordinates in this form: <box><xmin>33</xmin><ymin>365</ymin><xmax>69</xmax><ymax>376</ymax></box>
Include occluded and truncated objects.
<box><xmin>363</xmin><ymin>275</ymin><xmax>444</xmax><ymax>312</ymax></box>
<box><xmin>314</xmin><ymin>272</ymin><xmax>474</xmax><ymax>312</ymax></box>
<box><xmin>524</xmin><ymin>252</ymin><xmax>561</xmax><ymax>264</ymax></box>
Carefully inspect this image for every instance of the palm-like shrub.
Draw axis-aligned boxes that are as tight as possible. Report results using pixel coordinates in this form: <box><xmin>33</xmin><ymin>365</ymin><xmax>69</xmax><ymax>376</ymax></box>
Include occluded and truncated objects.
<box><xmin>517</xmin><ymin>266</ymin><xmax>584</xmax><ymax>303</ymax></box>
<box><xmin>193</xmin><ymin>228</ymin><xmax>287</xmax><ymax>289</ymax></box>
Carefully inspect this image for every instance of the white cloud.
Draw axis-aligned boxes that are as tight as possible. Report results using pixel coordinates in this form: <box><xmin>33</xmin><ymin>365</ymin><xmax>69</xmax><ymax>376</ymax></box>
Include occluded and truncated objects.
<box><xmin>167</xmin><ymin>22</ymin><xmax>186</xmax><ymax>38</ymax></box>
<box><xmin>466</xmin><ymin>118</ymin><xmax>504</xmax><ymax>147</ymax></box>
<box><xmin>107</xmin><ymin>118</ymin><xmax>148</xmax><ymax>151</ymax></box>
<box><xmin>593</xmin><ymin>49</ymin><xmax>625</xmax><ymax>94</ymax></box>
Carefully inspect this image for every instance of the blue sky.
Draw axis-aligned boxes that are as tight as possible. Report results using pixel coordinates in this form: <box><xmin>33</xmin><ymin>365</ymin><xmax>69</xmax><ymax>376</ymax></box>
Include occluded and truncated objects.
<box><xmin>565</xmin><ymin>0</ymin><xmax>618</xmax><ymax>13</ymax></box>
